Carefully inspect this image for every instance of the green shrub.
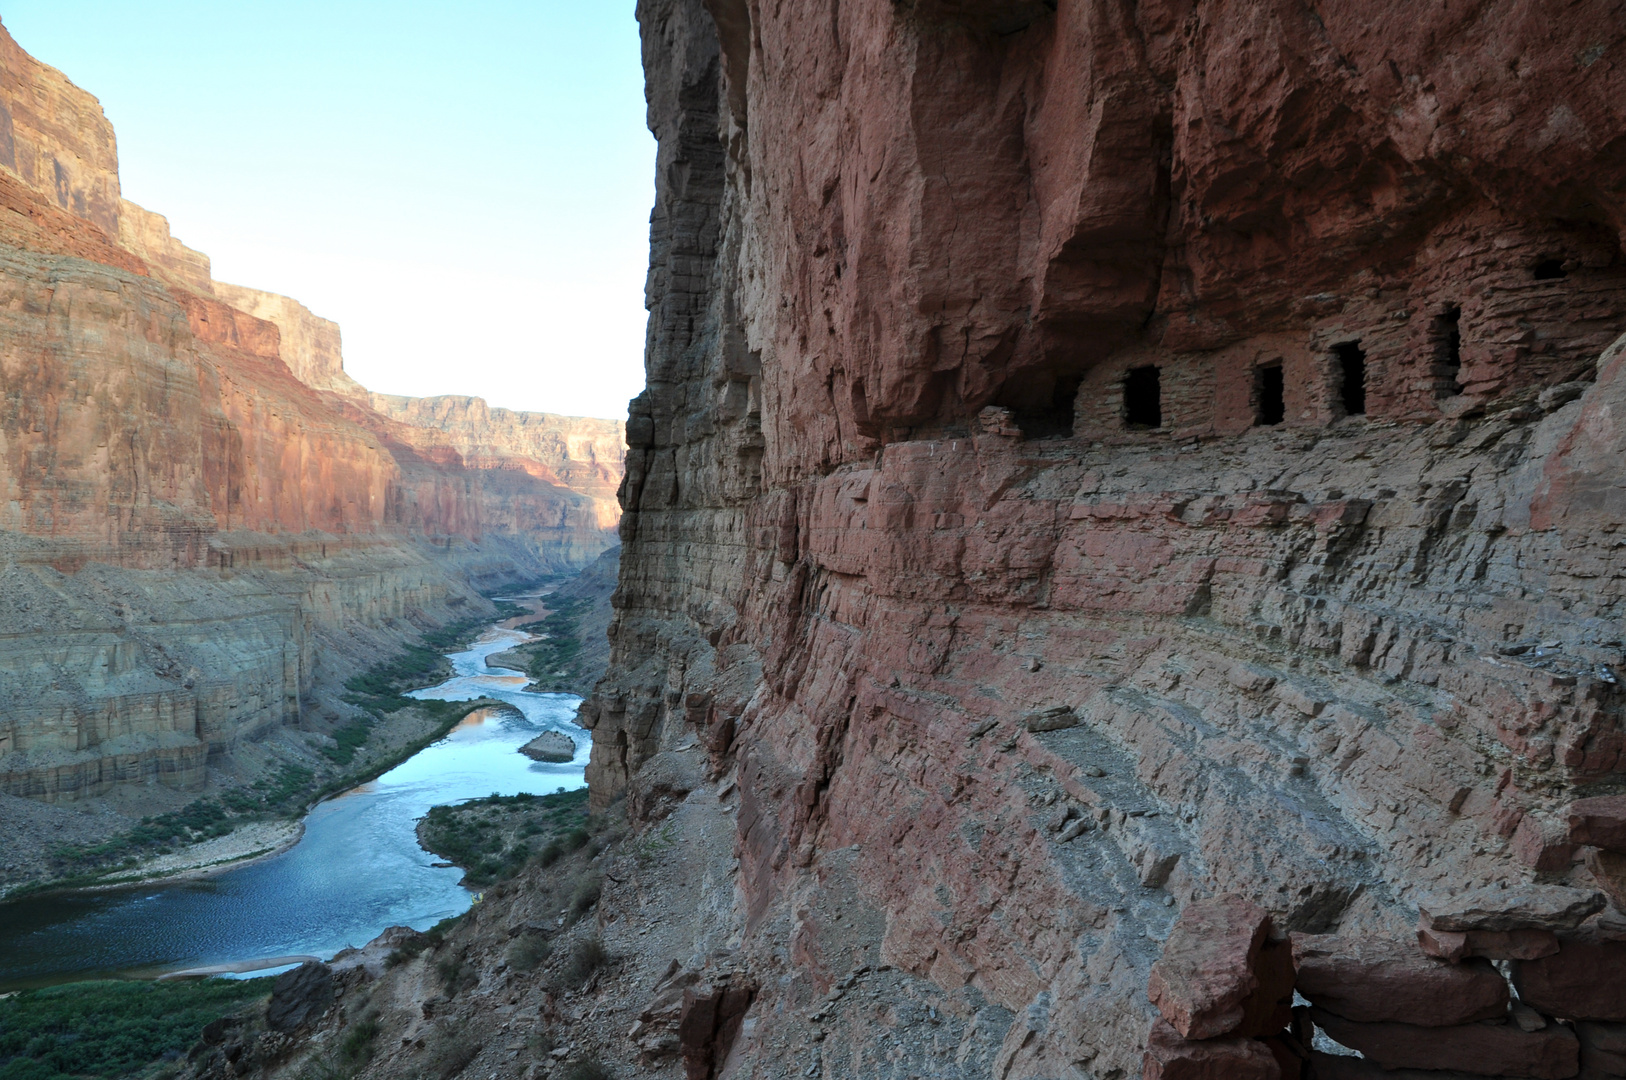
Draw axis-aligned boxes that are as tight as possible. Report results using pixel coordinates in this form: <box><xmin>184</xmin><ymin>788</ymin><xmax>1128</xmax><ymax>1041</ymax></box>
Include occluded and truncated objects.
<box><xmin>384</xmin><ymin>943</ymin><xmax>418</xmax><ymax>968</ymax></box>
<box><xmin>419</xmin><ymin>788</ymin><xmax>590</xmax><ymax>885</ymax></box>
<box><xmin>0</xmin><ymin>979</ymin><xmax>266</xmax><ymax>1079</ymax></box>
<box><xmin>423</xmin><ymin>914</ymin><xmax>461</xmax><ymax>947</ymax></box>
<box><xmin>338</xmin><ymin>1012</ymin><xmax>381</xmax><ymax>1066</ymax></box>
<box><xmin>322</xmin><ymin>718</ymin><xmax>375</xmax><ymax>766</ymax></box>
<box><xmin>434</xmin><ymin>955</ymin><xmax>464</xmax><ymax>994</ymax></box>
<box><xmin>506</xmin><ymin>934</ymin><xmax>551</xmax><ymax>972</ymax></box>
<box><xmin>428</xmin><ymin>1029</ymin><xmax>479</xmax><ymax>1080</ymax></box>
<box><xmin>293</xmin><ymin>1055</ymin><xmax>352</xmax><ymax>1080</ymax></box>
<box><xmin>569</xmin><ymin>875</ymin><xmax>602</xmax><ymax>917</ymax></box>
<box><xmin>561</xmin><ymin>937</ymin><xmax>608</xmax><ymax>989</ymax></box>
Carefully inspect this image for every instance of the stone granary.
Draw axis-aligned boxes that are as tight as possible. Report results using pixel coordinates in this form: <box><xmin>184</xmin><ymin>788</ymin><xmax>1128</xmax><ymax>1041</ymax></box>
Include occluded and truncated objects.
<box><xmin>585</xmin><ymin>0</ymin><xmax>1626</xmax><ymax>1074</ymax></box>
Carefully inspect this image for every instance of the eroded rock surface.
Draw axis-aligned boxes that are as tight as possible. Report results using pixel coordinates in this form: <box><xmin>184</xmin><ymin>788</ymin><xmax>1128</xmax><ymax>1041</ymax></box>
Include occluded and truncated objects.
<box><xmin>575</xmin><ymin>0</ymin><xmax>1626</xmax><ymax>1074</ymax></box>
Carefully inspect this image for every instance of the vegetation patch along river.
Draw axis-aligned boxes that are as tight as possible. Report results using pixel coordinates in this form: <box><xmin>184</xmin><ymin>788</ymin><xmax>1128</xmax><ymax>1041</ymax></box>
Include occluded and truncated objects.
<box><xmin>0</xmin><ymin>618</ymin><xmax>591</xmax><ymax>991</ymax></box>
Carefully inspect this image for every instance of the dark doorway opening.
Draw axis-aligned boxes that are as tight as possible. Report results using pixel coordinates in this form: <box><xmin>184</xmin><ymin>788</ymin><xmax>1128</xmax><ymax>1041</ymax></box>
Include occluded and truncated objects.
<box><xmin>1335</xmin><ymin>341</ymin><xmax>1366</xmax><ymax>416</ymax></box>
<box><xmin>1532</xmin><ymin>258</ymin><xmax>1567</xmax><ymax>281</ymax></box>
<box><xmin>1123</xmin><ymin>366</ymin><xmax>1161</xmax><ymax>429</ymax></box>
<box><xmin>1007</xmin><ymin>368</ymin><xmax>1087</xmax><ymax>439</ymax></box>
<box><xmin>1431</xmin><ymin>304</ymin><xmax>1462</xmax><ymax>396</ymax></box>
<box><xmin>1254</xmin><ymin>363</ymin><xmax>1285</xmax><ymax>426</ymax></box>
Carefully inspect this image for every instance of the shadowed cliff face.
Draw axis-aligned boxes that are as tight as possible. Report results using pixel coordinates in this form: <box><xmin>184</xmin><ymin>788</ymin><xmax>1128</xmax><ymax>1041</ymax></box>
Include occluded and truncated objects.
<box><xmin>586</xmin><ymin>0</ymin><xmax>1626</xmax><ymax>1072</ymax></box>
<box><xmin>0</xmin><ymin>20</ymin><xmax>624</xmax><ymax>809</ymax></box>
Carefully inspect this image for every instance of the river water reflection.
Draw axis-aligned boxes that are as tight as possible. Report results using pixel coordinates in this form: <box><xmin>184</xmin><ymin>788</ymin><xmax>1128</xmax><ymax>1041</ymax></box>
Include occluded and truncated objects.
<box><xmin>0</xmin><ymin>621</ymin><xmax>586</xmax><ymax>990</ymax></box>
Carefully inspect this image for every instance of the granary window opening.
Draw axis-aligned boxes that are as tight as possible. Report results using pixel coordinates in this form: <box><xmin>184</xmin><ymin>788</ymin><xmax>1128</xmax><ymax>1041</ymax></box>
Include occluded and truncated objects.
<box><xmin>1123</xmin><ymin>365</ymin><xmax>1162</xmax><ymax>429</ymax></box>
<box><xmin>1431</xmin><ymin>304</ymin><xmax>1463</xmax><ymax>396</ymax></box>
<box><xmin>1335</xmin><ymin>341</ymin><xmax>1366</xmax><ymax>416</ymax></box>
<box><xmin>1532</xmin><ymin>258</ymin><xmax>1567</xmax><ymax>281</ymax></box>
<box><xmin>1254</xmin><ymin>362</ymin><xmax>1285</xmax><ymax>426</ymax></box>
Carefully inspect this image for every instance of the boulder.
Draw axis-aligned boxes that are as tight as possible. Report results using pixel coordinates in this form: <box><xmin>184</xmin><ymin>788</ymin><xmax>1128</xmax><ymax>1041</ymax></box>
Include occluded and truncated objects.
<box><xmin>329</xmin><ymin>925</ymin><xmax>427</xmax><ymax>979</ymax></box>
<box><xmin>267</xmin><ymin>961</ymin><xmax>334</xmax><ymax>1032</ymax></box>
<box><xmin>1022</xmin><ymin>705</ymin><xmax>1078</xmax><ymax>732</ymax></box>
<box><xmin>1419</xmin><ymin>884</ymin><xmax>1606</xmax><ymax>933</ymax></box>
<box><xmin>678</xmin><ymin>975</ymin><xmax>756</xmax><ymax>1080</ymax></box>
<box><xmin>1577</xmin><ymin>1021</ymin><xmax>1626</xmax><ymax>1079</ymax></box>
<box><xmin>1310</xmin><ymin>1007</ymin><xmax>1580</xmax><ymax>1079</ymax></box>
<box><xmin>1570</xmin><ymin>795</ymin><xmax>1626</xmax><ymax>853</ymax></box>
<box><xmin>1417</xmin><ymin>924</ymin><xmax>1561</xmax><ymax>962</ymax></box>
<box><xmin>520</xmin><ymin>730</ymin><xmax>577</xmax><ymax>763</ymax></box>
<box><xmin>1142</xmin><ymin>1019</ymin><xmax>1283</xmax><ymax>1080</ymax></box>
<box><xmin>1292</xmin><ymin>934</ymin><xmax>1508</xmax><ymax>1025</ymax></box>
<box><xmin>1514</xmin><ymin>814</ymin><xmax>1577</xmax><ymax>871</ymax></box>
<box><xmin>1514</xmin><ymin>934</ymin><xmax>1626</xmax><ymax>1021</ymax></box>
<box><xmin>1147</xmin><ymin>896</ymin><xmax>1279</xmax><ymax>1039</ymax></box>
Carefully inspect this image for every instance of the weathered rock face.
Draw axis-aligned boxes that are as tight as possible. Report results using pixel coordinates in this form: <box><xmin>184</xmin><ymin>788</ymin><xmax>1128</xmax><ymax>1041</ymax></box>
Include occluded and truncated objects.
<box><xmin>207</xmin><ymin>285</ymin><xmax>624</xmax><ymax>567</ymax></box>
<box><xmin>118</xmin><ymin>199</ymin><xmax>212</xmax><ymax>295</ymax></box>
<box><xmin>211</xmin><ymin>283</ymin><xmax>361</xmax><ymax>397</ymax></box>
<box><xmin>0</xmin><ymin>22</ymin><xmax>120</xmax><ymax>236</ymax></box>
<box><xmin>588</xmin><ymin>0</ymin><xmax>1626</xmax><ymax>1072</ymax></box>
<box><xmin>0</xmin><ymin>18</ymin><xmax>623</xmax><ymax>806</ymax></box>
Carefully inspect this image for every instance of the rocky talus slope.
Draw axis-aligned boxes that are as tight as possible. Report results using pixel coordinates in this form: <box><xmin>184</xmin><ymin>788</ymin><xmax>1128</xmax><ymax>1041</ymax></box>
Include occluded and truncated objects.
<box><xmin>164</xmin><ymin>3</ymin><xmax>1626</xmax><ymax>1079</ymax></box>
<box><xmin>0</xmin><ymin>18</ymin><xmax>622</xmax><ymax>858</ymax></box>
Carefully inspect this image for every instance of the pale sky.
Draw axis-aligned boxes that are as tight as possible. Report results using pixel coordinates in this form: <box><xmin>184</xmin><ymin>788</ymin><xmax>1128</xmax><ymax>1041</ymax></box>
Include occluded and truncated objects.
<box><xmin>3</xmin><ymin>2</ymin><xmax>653</xmax><ymax>421</ymax></box>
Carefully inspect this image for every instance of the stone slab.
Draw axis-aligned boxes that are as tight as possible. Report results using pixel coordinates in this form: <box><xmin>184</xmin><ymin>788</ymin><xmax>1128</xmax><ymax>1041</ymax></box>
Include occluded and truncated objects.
<box><xmin>1311</xmin><ymin>1007</ymin><xmax>1579</xmax><ymax>1078</ymax></box>
<box><xmin>1293</xmin><ymin>934</ymin><xmax>1508</xmax><ymax>1025</ymax></box>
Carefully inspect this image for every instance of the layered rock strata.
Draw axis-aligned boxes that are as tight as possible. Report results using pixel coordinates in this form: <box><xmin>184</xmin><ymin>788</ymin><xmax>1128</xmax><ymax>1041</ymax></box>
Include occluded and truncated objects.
<box><xmin>365</xmin><ymin>394</ymin><xmax>626</xmax><ymax>530</ymax></box>
<box><xmin>581</xmin><ymin>0</ymin><xmax>1626</xmax><ymax>1073</ymax></box>
<box><xmin>0</xmin><ymin>18</ymin><xmax>624</xmax><ymax>808</ymax></box>
<box><xmin>211</xmin><ymin>283</ymin><xmax>362</xmax><ymax>396</ymax></box>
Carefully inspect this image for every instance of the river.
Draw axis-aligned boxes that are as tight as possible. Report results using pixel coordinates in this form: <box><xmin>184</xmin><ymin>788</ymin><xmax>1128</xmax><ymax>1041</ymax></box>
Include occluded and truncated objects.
<box><xmin>0</xmin><ymin>620</ymin><xmax>587</xmax><ymax>991</ymax></box>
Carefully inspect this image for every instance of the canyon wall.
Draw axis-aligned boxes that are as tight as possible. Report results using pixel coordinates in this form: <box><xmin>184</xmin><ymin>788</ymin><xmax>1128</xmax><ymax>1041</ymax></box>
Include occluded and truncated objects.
<box><xmin>366</xmin><ymin>393</ymin><xmax>626</xmax><ymax>529</ymax></box>
<box><xmin>118</xmin><ymin>199</ymin><xmax>213</xmax><ymax>295</ymax></box>
<box><xmin>0</xmin><ymin>24</ymin><xmax>119</xmax><ymax>236</ymax></box>
<box><xmin>586</xmin><ymin>0</ymin><xmax>1626</xmax><ymax>1073</ymax></box>
<box><xmin>212</xmin><ymin>282</ymin><xmax>362</xmax><ymax>396</ymax></box>
<box><xmin>0</xmin><ymin>19</ymin><xmax>624</xmax><ymax>807</ymax></box>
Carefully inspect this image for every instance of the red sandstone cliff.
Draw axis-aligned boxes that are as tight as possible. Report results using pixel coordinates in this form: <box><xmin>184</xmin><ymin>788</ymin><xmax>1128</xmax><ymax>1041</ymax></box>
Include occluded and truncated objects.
<box><xmin>579</xmin><ymin>1</ymin><xmax>1626</xmax><ymax>1073</ymax></box>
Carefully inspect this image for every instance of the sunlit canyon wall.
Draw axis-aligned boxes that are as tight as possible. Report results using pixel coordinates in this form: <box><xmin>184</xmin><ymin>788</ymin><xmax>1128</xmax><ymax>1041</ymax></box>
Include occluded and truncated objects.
<box><xmin>0</xmin><ymin>20</ymin><xmax>624</xmax><ymax>803</ymax></box>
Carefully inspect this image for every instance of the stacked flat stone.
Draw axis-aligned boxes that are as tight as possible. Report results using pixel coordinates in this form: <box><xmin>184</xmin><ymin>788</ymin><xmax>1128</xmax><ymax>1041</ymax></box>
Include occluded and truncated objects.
<box><xmin>1143</xmin><ymin>860</ymin><xmax>1626</xmax><ymax>1080</ymax></box>
<box><xmin>1142</xmin><ymin>897</ymin><xmax>1300</xmax><ymax>1079</ymax></box>
<box><xmin>1295</xmin><ymin>879</ymin><xmax>1618</xmax><ymax>1079</ymax></box>
<box><xmin>1573</xmin><ymin>795</ymin><xmax>1626</xmax><ymax>915</ymax></box>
